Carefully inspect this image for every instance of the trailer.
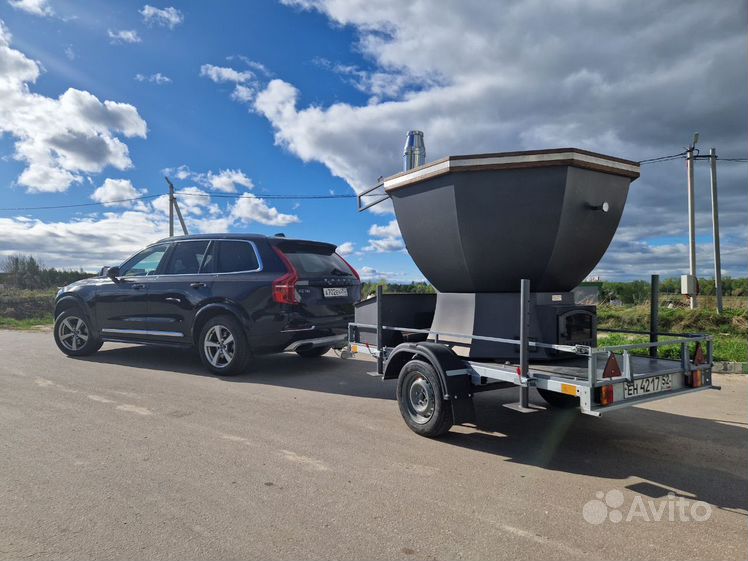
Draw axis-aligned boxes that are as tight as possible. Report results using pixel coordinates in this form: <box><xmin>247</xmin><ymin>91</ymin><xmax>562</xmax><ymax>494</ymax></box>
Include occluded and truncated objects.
<box><xmin>347</xmin><ymin>138</ymin><xmax>719</xmax><ymax>437</ymax></box>
<box><xmin>343</xmin><ymin>284</ymin><xmax>717</xmax><ymax>438</ymax></box>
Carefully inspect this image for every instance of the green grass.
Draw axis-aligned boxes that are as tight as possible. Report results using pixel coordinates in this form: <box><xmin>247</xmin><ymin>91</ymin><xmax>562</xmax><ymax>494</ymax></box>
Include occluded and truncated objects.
<box><xmin>597</xmin><ymin>332</ymin><xmax>747</xmax><ymax>363</ymax></box>
<box><xmin>597</xmin><ymin>304</ymin><xmax>747</xmax><ymax>337</ymax></box>
<box><xmin>0</xmin><ymin>315</ymin><xmax>53</xmax><ymax>330</ymax></box>
<box><xmin>597</xmin><ymin>303</ymin><xmax>747</xmax><ymax>363</ymax></box>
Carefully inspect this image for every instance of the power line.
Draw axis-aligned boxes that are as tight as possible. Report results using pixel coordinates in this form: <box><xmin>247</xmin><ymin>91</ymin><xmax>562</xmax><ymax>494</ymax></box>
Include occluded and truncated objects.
<box><xmin>638</xmin><ymin>151</ymin><xmax>687</xmax><ymax>164</ymax></box>
<box><xmin>0</xmin><ymin>194</ymin><xmax>158</xmax><ymax>211</ymax></box>
<box><xmin>0</xmin><ymin>153</ymin><xmax>742</xmax><ymax>212</ymax></box>
<box><xmin>178</xmin><ymin>192</ymin><xmax>356</xmax><ymax>200</ymax></box>
<box><xmin>0</xmin><ymin>191</ymin><xmax>355</xmax><ymax>212</ymax></box>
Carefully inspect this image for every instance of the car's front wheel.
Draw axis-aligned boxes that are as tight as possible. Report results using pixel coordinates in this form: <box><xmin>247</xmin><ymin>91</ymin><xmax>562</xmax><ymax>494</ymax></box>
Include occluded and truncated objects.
<box><xmin>198</xmin><ymin>315</ymin><xmax>250</xmax><ymax>376</ymax></box>
<box><xmin>54</xmin><ymin>309</ymin><xmax>102</xmax><ymax>357</ymax></box>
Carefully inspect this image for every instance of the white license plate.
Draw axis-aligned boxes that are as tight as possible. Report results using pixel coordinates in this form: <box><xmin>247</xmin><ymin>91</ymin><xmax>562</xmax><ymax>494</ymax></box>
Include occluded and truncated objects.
<box><xmin>623</xmin><ymin>374</ymin><xmax>672</xmax><ymax>399</ymax></box>
<box><xmin>323</xmin><ymin>287</ymin><xmax>348</xmax><ymax>298</ymax></box>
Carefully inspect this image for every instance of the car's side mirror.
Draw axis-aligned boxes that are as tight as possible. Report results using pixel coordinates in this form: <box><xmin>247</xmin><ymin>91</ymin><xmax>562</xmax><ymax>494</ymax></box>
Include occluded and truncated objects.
<box><xmin>99</xmin><ymin>266</ymin><xmax>110</xmax><ymax>277</ymax></box>
<box><xmin>107</xmin><ymin>266</ymin><xmax>121</xmax><ymax>282</ymax></box>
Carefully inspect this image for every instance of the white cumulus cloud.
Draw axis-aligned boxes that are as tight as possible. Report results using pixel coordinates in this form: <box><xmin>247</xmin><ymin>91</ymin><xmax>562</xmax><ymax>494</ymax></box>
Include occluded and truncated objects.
<box><xmin>7</xmin><ymin>0</ymin><xmax>52</xmax><ymax>17</ymax></box>
<box><xmin>140</xmin><ymin>5</ymin><xmax>183</xmax><ymax>29</ymax></box>
<box><xmin>365</xmin><ymin>219</ymin><xmax>404</xmax><ymax>252</ymax></box>
<box><xmin>134</xmin><ymin>72</ymin><xmax>171</xmax><ymax>85</ymax></box>
<box><xmin>336</xmin><ymin>241</ymin><xmax>354</xmax><ymax>256</ymax></box>
<box><xmin>0</xmin><ymin>21</ymin><xmax>147</xmax><ymax>192</ymax></box>
<box><xmin>162</xmin><ymin>165</ymin><xmax>254</xmax><ymax>193</ymax></box>
<box><xmin>91</xmin><ymin>178</ymin><xmax>147</xmax><ymax>207</ymax></box>
<box><xmin>108</xmin><ymin>29</ymin><xmax>141</xmax><ymax>44</ymax></box>
<box><xmin>230</xmin><ymin>193</ymin><xmax>300</xmax><ymax>226</ymax></box>
<box><xmin>200</xmin><ymin>64</ymin><xmax>254</xmax><ymax>84</ymax></box>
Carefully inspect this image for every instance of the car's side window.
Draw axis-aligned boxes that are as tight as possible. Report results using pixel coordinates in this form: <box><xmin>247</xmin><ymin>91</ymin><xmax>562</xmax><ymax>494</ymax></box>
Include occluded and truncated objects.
<box><xmin>216</xmin><ymin>241</ymin><xmax>260</xmax><ymax>273</ymax></box>
<box><xmin>162</xmin><ymin>240</ymin><xmax>211</xmax><ymax>275</ymax></box>
<box><xmin>119</xmin><ymin>244</ymin><xmax>170</xmax><ymax>277</ymax></box>
<box><xmin>199</xmin><ymin>241</ymin><xmax>217</xmax><ymax>274</ymax></box>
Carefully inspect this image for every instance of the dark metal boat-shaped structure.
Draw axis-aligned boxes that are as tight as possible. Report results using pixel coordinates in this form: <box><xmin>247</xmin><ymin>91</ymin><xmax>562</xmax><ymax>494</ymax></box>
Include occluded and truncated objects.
<box><xmin>382</xmin><ymin>148</ymin><xmax>640</xmax><ymax>293</ymax></box>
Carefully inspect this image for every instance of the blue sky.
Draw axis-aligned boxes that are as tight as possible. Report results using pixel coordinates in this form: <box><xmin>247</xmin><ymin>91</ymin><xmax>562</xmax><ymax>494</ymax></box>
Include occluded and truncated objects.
<box><xmin>0</xmin><ymin>0</ymin><xmax>746</xmax><ymax>280</ymax></box>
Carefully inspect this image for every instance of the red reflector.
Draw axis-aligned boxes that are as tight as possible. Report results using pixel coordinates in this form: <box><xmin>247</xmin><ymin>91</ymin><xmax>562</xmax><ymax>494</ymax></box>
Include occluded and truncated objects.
<box><xmin>271</xmin><ymin>247</ymin><xmax>299</xmax><ymax>305</ymax></box>
<box><xmin>603</xmin><ymin>353</ymin><xmax>621</xmax><ymax>378</ymax></box>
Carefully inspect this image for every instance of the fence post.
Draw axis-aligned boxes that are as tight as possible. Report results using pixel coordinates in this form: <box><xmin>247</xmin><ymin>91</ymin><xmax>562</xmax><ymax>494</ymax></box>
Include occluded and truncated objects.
<box><xmin>649</xmin><ymin>274</ymin><xmax>659</xmax><ymax>359</ymax></box>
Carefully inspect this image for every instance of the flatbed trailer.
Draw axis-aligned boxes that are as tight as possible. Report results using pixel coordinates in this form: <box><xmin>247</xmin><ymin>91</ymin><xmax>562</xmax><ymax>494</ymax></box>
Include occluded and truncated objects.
<box><xmin>343</xmin><ymin>285</ymin><xmax>718</xmax><ymax>437</ymax></box>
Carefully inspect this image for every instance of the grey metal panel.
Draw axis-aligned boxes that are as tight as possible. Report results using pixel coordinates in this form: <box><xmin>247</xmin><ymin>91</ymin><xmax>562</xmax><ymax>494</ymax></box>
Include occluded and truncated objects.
<box><xmin>389</xmin><ymin>164</ymin><xmax>633</xmax><ymax>293</ymax></box>
<box><xmin>354</xmin><ymin>293</ymin><xmax>436</xmax><ymax>346</ymax></box>
<box><xmin>429</xmin><ymin>292</ymin><xmax>596</xmax><ymax>360</ymax></box>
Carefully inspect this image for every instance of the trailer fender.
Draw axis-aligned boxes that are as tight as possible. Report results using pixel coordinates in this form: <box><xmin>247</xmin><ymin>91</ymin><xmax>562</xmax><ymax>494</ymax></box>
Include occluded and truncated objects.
<box><xmin>384</xmin><ymin>342</ymin><xmax>475</xmax><ymax>424</ymax></box>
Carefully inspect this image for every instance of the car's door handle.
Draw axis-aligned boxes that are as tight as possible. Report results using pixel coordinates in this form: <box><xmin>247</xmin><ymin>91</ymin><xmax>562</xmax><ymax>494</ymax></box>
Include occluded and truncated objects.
<box><xmin>131</xmin><ymin>283</ymin><xmax>145</xmax><ymax>290</ymax></box>
<box><xmin>165</xmin><ymin>297</ymin><xmax>181</xmax><ymax>303</ymax></box>
<box><xmin>190</xmin><ymin>282</ymin><xmax>207</xmax><ymax>289</ymax></box>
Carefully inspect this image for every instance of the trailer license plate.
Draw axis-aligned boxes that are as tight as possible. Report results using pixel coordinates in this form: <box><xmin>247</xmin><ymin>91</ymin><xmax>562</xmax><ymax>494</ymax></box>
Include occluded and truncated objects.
<box><xmin>623</xmin><ymin>374</ymin><xmax>672</xmax><ymax>399</ymax></box>
<box><xmin>323</xmin><ymin>287</ymin><xmax>348</xmax><ymax>298</ymax></box>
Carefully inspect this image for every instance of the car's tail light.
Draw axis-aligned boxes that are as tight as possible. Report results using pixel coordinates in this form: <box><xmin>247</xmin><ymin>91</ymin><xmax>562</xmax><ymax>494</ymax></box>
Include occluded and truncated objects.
<box><xmin>272</xmin><ymin>247</ymin><xmax>299</xmax><ymax>304</ymax></box>
<box><xmin>337</xmin><ymin>253</ymin><xmax>360</xmax><ymax>280</ymax></box>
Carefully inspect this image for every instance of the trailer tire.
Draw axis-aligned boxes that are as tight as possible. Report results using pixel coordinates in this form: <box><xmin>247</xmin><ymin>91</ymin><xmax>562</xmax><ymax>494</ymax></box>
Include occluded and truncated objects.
<box><xmin>397</xmin><ymin>360</ymin><xmax>453</xmax><ymax>438</ymax></box>
<box><xmin>537</xmin><ymin>388</ymin><xmax>578</xmax><ymax>409</ymax></box>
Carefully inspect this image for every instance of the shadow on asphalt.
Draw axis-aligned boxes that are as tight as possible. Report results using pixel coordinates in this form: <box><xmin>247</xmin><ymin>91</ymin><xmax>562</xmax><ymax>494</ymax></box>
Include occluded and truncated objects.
<box><xmin>78</xmin><ymin>344</ymin><xmax>748</xmax><ymax>513</ymax></box>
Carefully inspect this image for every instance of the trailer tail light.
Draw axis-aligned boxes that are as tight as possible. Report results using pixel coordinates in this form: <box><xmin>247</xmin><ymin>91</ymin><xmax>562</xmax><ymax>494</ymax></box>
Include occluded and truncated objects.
<box><xmin>337</xmin><ymin>253</ymin><xmax>360</xmax><ymax>280</ymax></box>
<box><xmin>599</xmin><ymin>384</ymin><xmax>614</xmax><ymax>406</ymax></box>
<box><xmin>596</xmin><ymin>353</ymin><xmax>620</xmax><ymax>406</ymax></box>
<box><xmin>272</xmin><ymin>247</ymin><xmax>300</xmax><ymax>305</ymax></box>
<box><xmin>689</xmin><ymin>343</ymin><xmax>706</xmax><ymax>388</ymax></box>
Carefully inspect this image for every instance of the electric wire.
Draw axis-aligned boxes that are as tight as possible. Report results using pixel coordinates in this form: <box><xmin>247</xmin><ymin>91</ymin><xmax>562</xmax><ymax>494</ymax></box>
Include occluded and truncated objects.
<box><xmin>0</xmin><ymin>151</ymin><xmax>745</xmax><ymax>212</ymax></box>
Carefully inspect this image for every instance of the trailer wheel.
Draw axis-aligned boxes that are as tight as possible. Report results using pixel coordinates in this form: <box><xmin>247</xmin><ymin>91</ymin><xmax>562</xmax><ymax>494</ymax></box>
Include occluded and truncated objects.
<box><xmin>537</xmin><ymin>388</ymin><xmax>578</xmax><ymax>409</ymax></box>
<box><xmin>396</xmin><ymin>360</ymin><xmax>453</xmax><ymax>438</ymax></box>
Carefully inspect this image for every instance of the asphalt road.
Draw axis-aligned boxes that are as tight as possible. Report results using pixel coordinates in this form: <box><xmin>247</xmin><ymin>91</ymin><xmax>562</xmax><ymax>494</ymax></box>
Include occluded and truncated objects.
<box><xmin>0</xmin><ymin>330</ymin><xmax>746</xmax><ymax>561</ymax></box>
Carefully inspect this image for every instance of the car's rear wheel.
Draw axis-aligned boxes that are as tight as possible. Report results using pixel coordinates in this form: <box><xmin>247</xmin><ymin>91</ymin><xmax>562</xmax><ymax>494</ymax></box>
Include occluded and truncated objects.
<box><xmin>54</xmin><ymin>309</ymin><xmax>102</xmax><ymax>357</ymax></box>
<box><xmin>295</xmin><ymin>345</ymin><xmax>331</xmax><ymax>358</ymax></box>
<box><xmin>198</xmin><ymin>315</ymin><xmax>250</xmax><ymax>376</ymax></box>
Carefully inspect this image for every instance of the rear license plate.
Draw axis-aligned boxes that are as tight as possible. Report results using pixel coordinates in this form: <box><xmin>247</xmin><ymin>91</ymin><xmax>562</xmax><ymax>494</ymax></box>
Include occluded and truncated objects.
<box><xmin>623</xmin><ymin>374</ymin><xmax>672</xmax><ymax>399</ymax></box>
<box><xmin>323</xmin><ymin>287</ymin><xmax>348</xmax><ymax>298</ymax></box>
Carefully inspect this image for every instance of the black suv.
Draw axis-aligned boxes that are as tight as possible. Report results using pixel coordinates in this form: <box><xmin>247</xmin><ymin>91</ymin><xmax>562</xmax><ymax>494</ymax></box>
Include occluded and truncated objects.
<box><xmin>53</xmin><ymin>234</ymin><xmax>361</xmax><ymax>375</ymax></box>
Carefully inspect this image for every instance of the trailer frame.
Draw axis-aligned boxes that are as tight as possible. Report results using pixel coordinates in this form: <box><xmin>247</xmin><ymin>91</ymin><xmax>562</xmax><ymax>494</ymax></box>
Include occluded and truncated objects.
<box><xmin>344</xmin><ymin>284</ymin><xmax>718</xmax><ymax>436</ymax></box>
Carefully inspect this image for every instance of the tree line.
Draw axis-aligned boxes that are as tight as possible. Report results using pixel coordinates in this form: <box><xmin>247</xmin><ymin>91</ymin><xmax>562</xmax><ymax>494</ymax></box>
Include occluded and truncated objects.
<box><xmin>0</xmin><ymin>255</ymin><xmax>92</xmax><ymax>290</ymax></box>
<box><xmin>362</xmin><ymin>278</ymin><xmax>747</xmax><ymax>304</ymax></box>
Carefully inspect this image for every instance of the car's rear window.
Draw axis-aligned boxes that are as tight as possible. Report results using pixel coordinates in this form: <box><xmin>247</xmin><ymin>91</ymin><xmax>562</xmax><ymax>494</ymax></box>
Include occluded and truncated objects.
<box><xmin>216</xmin><ymin>241</ymin><xmax>260</xmax><ymax>273</ymax></box>
<box><xmin>279</xmin><ymin>243</ymin><xmax>353</xmax><ymax>278</ymax></box>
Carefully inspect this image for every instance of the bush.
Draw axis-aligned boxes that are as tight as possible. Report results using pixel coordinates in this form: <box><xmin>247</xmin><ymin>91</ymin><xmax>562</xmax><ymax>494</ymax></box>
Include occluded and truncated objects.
<box><xmin>0</xmin><ymin>288</ymin><xmax>56</xmax><ymax>319</ymax></box>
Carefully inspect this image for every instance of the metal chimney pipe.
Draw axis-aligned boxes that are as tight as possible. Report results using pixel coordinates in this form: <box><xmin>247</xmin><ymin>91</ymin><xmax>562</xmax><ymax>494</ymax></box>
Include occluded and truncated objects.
<box><xmin>403</xmin><ymin>130</ymin><xmax>425</xmax><ymax>171</ymax></box>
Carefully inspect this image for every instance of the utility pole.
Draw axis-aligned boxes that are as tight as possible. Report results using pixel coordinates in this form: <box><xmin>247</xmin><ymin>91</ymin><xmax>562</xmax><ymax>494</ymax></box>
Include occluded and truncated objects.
<box><xmin>165</xmin><ymin>177</ymin><xmax>189</xmax><ymax>236</ymax></box>
<box><xmin>709</xmin><ymin>148</ymin><xmax>723</xmax><ymax>313</ymax></box>
<box><xmin>168</xmin><ymin>178</ymin><xmax>174</xmax><ymax>237</ymax></box>
<box><xmin>686</xmin><ymin>133</ymin><xmax>698</xmax><ymax>309</ymax></box>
